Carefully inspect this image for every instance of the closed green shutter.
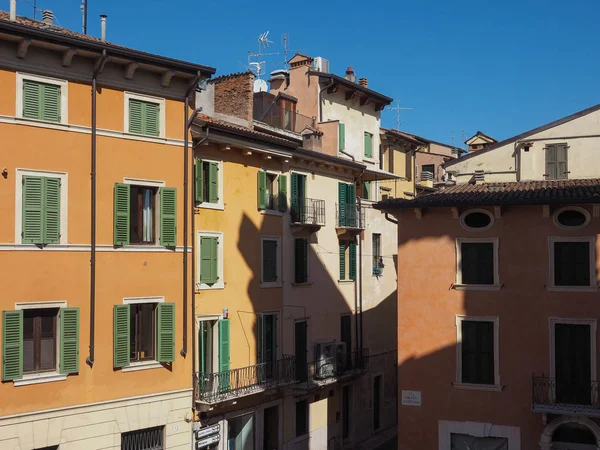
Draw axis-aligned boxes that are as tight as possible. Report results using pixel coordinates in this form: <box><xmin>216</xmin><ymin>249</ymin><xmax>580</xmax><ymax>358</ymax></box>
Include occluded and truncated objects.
<box><xmin>2</xmin><ymin>310</ymin><xmax>23</xmax><ymax>381</ymax></box>
<box><xmin>113</xmin><ymin>183</ymin><xmax>130</xmax><ymax>246</ymax></box>
<box><xmin>349</xmin><ymin>240</ymin><xmax>357</xmax><ymax>281</ymax></box>
<box><xmin>113</xmin><ymin>305</ymin><xmax>130</xmax><ymax>368</ymax></box>
<box><xmin>41</xmin><ymin>84</ymin><xmax>61</xmax><ymax>123</ymax></box>
<box><xmin>129</xmin><ymin>99</ymin><xmax>143</xmax><ymax>135</ymax></box>
<box><xmin>59</xmin><ymin>307</ymin><xmax>79</xmax><ymax>374</ymax></box>
<box><xmin>339</xmin><ymin>123</ymin><xmax>345</xmax><ymax>150</ymax></box>
<box><xmin>23</xmin><ymin>80</ymin><xmax>41</xmax><ymax>120</ymax></box>
<box><xmin>43</xmin><ymin>177</ymin><xmax>60</xmax><ymax>244</ymax></box>
<box><xmin>291</xmin><ymin>173</ymin><xmax>299</xmax><ymax>219</ymax></box>
<box><xmin>144</xmin><ymin>102</ymin><xmax>160</xmax><ymax>137</ymax></box>
<box><xmin>200</xmin><ymin>236</ymin><xmax>218</xmax><ymax>284</ymax></box>
<box><xmin>346</xmin><ymin>183</ymin><xmax>356</xmax><ymax>227</ymax></box>
<box><xmin>157</xmin><ymin>303</ymin><xmax>176</xmax><ymax>363</ymax></box>
<box><xmin>339</xmin><ymin>240</ymin><xmax>347</xmax><ymax>280</ymax></box>
<box><xmin>195</xmin><ymin>158</ymin><xmax>203</xmax><ymax>203</ymax></box>
<box><xmin>160</xmin><ymin>187</ymin><xmax>177</xmax><ymax>247</ymax></box>
<box><xmin>338</xmin><ymin>183</ymin><xmax>346</xmax><ymax>227</ymax></box>
<box><xmin>22</xmin><ymin>176</ymin><xmax>44</xmax><ymax>244</ymax></box>
<box><xmin>278</xmin><ymin>174</ymin><xmax>288</xmax><ymax>212</ymax></box>
<box><xmin>219</xmin><ymin>319</ymin><xmax>230</xmax><ymax>391</ymax></box>
<box><xmin>546</xmin><ymin>145</ymin><xmax>556</xmax><ymax>180</ymax></box>
<box><xmin>209</xmin><ymin>162</ymin><xmax>219</xmax><ymax>204</ymax></box>
<box><xmin>257</xmin><ymin>171</ymin><xmax>267</xmax><ymax>210</ymax></box>
<box><xmin>557</xmin><ymin>144</ymin><xmax>568</xmax><ymax>180</ymax></box>
<box><xmin>364</xmin><ymin>132</ymin><xmax>372</xmax><ymax>158</ymax></box>
<box><xmin>294</xmin><ymin>238</ymin><xmax>308</xmax><ymax>284</ymax></box>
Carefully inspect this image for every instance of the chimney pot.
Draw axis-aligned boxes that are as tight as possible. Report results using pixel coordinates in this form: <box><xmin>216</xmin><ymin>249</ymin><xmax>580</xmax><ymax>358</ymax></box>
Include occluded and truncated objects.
<box><xmin>9</xmin><ymin>0</ymin><xmax>16</xmax><ymax>21</ymax></box>
<box><xmin>42</xmin><ymin>9</ymin><xmax>54</xmax><ymax>25</ymax></box>
<box><xmin>100</xmin><ymin>14</ymin><xmax>107</xmax><ymax>41</ymax></box>
<box><xmin>344</xmin><ymin>66</ymin><xmax>356</xmax><ymax>83</ymax></box>
<box><xmin>358</xmin><ymin>77</ymin><xmax>368</xmax><ymax>87</ymax></box>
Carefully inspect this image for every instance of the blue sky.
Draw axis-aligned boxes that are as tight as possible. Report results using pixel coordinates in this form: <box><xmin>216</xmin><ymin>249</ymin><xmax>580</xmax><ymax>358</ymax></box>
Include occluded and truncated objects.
<box><xmin>15</xmin><ymin>0</ymin><xmax>600</xmax><ymax>147</ymax></box>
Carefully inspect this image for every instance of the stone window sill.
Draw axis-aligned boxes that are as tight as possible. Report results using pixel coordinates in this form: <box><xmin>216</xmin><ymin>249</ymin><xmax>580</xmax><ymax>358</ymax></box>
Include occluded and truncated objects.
<box><xmin>452</xmin><ymin>284</ymin><xmax>503</xmax><ymax>291</ymax></box>
<box><xmin>260</xmin><ymin>209</ymin><xmax>283</xmax><ymax>217</ymax></box>
<box><xmin>453</xmin><ymin>382</ymin><xmax>503</xmax><ymax>392</ymax></box>
<box><xmin>547</xmin><ymin>286</ymin><xmax>599</xmax><ymax>292</ymax></box>
<box><xmin>14</xmin><ymin>371</ymin><xmax>67</xmax><ymax>387</ymax></box>
<box><xmin>122</xmin><ymin>361</ymin><xmax>163</xmax><ymax>373</ymax></box>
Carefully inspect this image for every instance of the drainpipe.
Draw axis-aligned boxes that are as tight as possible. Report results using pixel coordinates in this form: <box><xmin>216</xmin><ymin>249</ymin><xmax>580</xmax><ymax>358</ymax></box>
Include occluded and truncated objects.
<box><xmin>86</xmin><ymin>49</ymin><xmax>107</xmax><ymax>368</ymax></box>
<box><xmin>340</xmin><ymin>150</ymin><xmax>355</xmax><ymax>162</ymax></box>
<box><xmin>384</xmin><ymin>213</ymin><xmax>398</xmax><ymax>225</ymax></box>
<box><xmin>318</xmin><ymin>77</ymin><xmax>335</xmax><ymax>123</ymax></box>
<box><xmin>358</xmin><ymin>170</ymin><xmax>365</xmax><ymax>355</ymax></box>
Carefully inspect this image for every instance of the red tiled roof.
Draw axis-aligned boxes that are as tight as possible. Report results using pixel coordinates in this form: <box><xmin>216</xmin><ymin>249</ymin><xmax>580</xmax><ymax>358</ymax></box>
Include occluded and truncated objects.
<box><xmin>375</xmin><ymin>179</ymin><xmax>600</xmax><ymax>209</ymax></box>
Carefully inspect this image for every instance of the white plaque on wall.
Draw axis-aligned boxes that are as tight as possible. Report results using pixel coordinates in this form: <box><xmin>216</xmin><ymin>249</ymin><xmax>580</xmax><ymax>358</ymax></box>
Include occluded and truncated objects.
<box><xmin>401</xmin><ymin>390</ymin><xmax>422</xmax><ymax>406</ymax></box>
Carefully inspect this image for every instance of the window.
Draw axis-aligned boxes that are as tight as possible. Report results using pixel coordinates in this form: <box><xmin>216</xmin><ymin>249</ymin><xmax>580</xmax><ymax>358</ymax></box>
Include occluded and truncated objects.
<box><xmin>258</xmin><ymin>313</ymin><xmax>277</xmax><ymax>378</ymax></box>
<box><xmin>294</xmin><ymin>238</ymin><xmax>309</xmax><ymax>284</ymax></box>
<box><xmin>290</xmin><ymin>173</ymin><xmax>307</xmax><ymax>223</ymax></box>
<box><xmin>421</xmin><ymin>164</ymin><xmax>435</xmax><ymax>175</ymax></box>
<box><xmin>17</xmin><ymin>73</ymin><xmax>67</xmax><ymax>123</ymax></box>
<box><xmin>545</xmin><ymin>143</ymin><xmax>568</xmax><ymax>180</ymax></box>
<box><xmin>124</xmin><ymin>92</ymin><xmax>165</xmax><ymax>138</ymax></box>
<box><xmin>194</xmin><ymin>158</ymin><xmax>223</xmax><ymax>209</ymax></box>
<box><xmin>198</xmin><ymin>319</ymin><xmax>216</xmax><ymax>374</ymax></box>
<box><xmin>258</xmin><ymin>171</ymin><xmax>287</xmax><ymax>212</ymax></box>
<box><xmin>113</xmin><ymin>183</ymin><xmax>176</xmax><ymax>247</ymax></box>
<box><xmin>364</xmin><ymin>132</ymin><xmax>373</xmax><ymax>158</ymax></box>
<box><xmin>228</xmin><ymin>414</ymin><xmax>255</xmax><ymax>450</ymax></box>
<box><xmin>337</xmin><ymin>183</ymin><xmax>357</xmax><ymax>227</ymax></box>
<box><xmin>460</xmin><ymin>209</ymin><xmax>494</xmax><ymax>232</ymax></box>
<box><xmin>339</xmin><ymin>123</ymin><xmax>345</xmax><ymax>150</ymax></box>
<box><xmin>261</xmin><ymin>237</ymin><xmax>281</xmax><ymax>286</ymax></box>
<box><xmin>21</xmin><ymin>175</ymin><xmax>61</xmax><ymax>245</ymax></box>
<box><xmin>295</xmin><ymin>400</ymin><xmax>308</xmax><ymax>437</ymax></box>
<box><xmin>456</xmin><ymin>317</ymin><xmax>499</xmax><ymax>387</ymax></box>
<box><xmin>362</xmin><ymin>180</ymin><xmax>371</xmax><ymax>200</ymax></box>
<box><xmin>339</xmin><ymin>239</ymin><xmax>357</xmax><ymax>281</ymax></box>
<box><xmin>553</xmin><ymin>206</ymin><xmax>590</xmax><ymax>229</ymax></box>
<box><xmin>197</xmin><ymin>232</ymin><xmax>224</xmax><ymax>289</ymax></box>
<box><xmin>121</xmin><ymin>426</ymin><xmax>164</xmax><ymax>450</ymax></box>
<box><xmin>456</xmin><ymin>239</ymin><xmax>499</xmax><ymax>287</ymax></box>
<box><xmin>2</xmin><ymin>305</ymin><xmax>79</xmax><ymax>382</ymax></box>
<box><xmin>372</xmin><ymin>233</ymin><xmax>382</xmax><ymax>275</ymax></box>
<box><xmin>551</xmin><ymin>238</ymin><xmax>595</xmax><ymax>288</ymax></box>
<box><xmin>113</xmin><ymin>300</ymin><xmax>175</xmax><ymax>369</ymax></box>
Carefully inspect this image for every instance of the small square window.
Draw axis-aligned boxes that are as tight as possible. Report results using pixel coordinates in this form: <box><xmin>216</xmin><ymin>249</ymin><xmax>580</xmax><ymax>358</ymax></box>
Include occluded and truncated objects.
<box><xmin>23</xmin><ymin>309</ymin><xmax>58</xmax><ymax>374</ymax></box>
<box><xmin>295</xmin><ymin>400</ymin><xmax>308</xmax><ymax>437</ymax></box>
<box><xmin>195</xmin><ymin>158</ymin><xmax>223</xmax><ymax>209</ymax></box>
<box><xmin>128</xmin><ymin>99</ymin><xmax>160</xmax><ymax>137</ymax></box>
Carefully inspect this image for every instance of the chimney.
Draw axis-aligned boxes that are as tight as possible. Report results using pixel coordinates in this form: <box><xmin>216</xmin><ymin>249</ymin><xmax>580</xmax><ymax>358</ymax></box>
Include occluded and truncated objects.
<box><xmin>100</xmin><ymin>14</ymin><xmax>107</xmax><ymax>41</ymax></box>
<box><xmin>358</xmin><ymin>78</ymin><xmax>368</xmax><ymax>87</ymax></box>
<box><xmin>42</xmin><ymin>9</ymin><xmax>54</xmax><ymax>25</ymax></box>
<box><xmin>345</xmin><ymin>67</ymin><xmax>356</xmax><ymax>83</ymax></box>
<box><xmin>9</xmin><ymin>0</ymin><xmax>16</xmax><ymax>21</ymax></box>
<box><xmin>474</xmin><ymin>170</ymin><xmax>485</xmax><ymax>184</ymax></box>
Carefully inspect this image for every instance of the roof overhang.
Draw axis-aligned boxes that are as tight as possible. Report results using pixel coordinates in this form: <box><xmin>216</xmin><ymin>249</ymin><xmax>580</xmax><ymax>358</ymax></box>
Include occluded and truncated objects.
<box><xmin>363</xmin><ymin>166</ymin><xmax>403</xmax><ymax>182</ymax></box>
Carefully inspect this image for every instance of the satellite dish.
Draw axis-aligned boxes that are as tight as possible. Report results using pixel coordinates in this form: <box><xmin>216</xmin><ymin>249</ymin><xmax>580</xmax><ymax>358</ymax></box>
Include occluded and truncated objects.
<box><xmin>253</xmin><ymin>79</ymin><xmax>268</xmax><ymax>93</ymax></box>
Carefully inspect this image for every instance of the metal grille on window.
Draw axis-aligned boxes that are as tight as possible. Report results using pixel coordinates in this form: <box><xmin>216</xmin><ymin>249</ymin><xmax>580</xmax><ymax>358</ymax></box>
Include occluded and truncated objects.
<box><xmin>121</xmin><ymin>426</ymin><xmax>164</xmax><ymax>450</ymax></box>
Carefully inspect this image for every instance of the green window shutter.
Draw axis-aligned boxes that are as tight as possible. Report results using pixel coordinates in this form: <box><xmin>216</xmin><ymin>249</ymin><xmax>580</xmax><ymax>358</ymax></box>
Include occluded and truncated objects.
<box><xmin>363</xmin><ymin>181</ymin><xmax>371</xmax><ymax>200</ymax></box>
<box><xmin>144</xmin><ymin>102</ymin><xmax>160</xmax><ymax>137</ymax></box>
<box><xmin>257</xmin><ymin>314</ymin><xmax>264</xmax><ymax>364</ymax></box>
<box><xmin>294</xmin><ymin>238</ymin><xmax>308</xmax><ymax>283</ymax></box>
<box><xmin>346</xmin><ymin>183</ymin><xmax>356</xmax><ymax>227</ymax></box>
<box><xmin>278</xmin><ymin>175</ymin><xmax>288</xmax><ymax>212</ymax></box>
<box><xmin>199</xmin><ymin>321</ymin><xmax>206</xmax><ymax>373</ymax></box>
<box><xmin>43</xmin><ymin>177</ymin><xmax>61</xmax><ymax>244</ymax></box>
<box><xmin>219</xmin><ymin>319</ymin><xmax>231</xmax><ymax>391</ymax></box>
<box><xmin>291</xmin><ymin>173</ymin><xmax>299</xmax><ymax>217</ymax></box>
<box><xmin>2</xmin><ymin>310</ymin><xmax>23</xmax><ymax>381</ymax></box>
<box><xmin>339</xmin><ymin>241</ymin><xmax>347</xmax><ymax>280</ymax></box>
<box><xmin>22</xmin><ymin>80</ymin><xmax>41</xmax><ymax>120</ymax></box>
<box><xmin>209</xmin><ymin>162</ymin><xmax>219</xmax><ymax>204</ymax></box>
<box><xmin>59</xmin><ymin>307</ymin><xmax>79</xmax><ymax>374</ymax></box>
<box><xmin>364</xmin><ymin>132</ymin><xmax>372</xmax><ymax>158</ymax></box>
<box><xmin>200</xmin><ymin>236</ymin><xmax>219</xmax><ymax>284</ymax></box>
<box><xmin>113</xmin><ymin>183</ymin><xmax>130</xmax><ymax>246</ymax></box>
<box><xmin>160</xmin><ymin>187</ymin><xmax>177</xmax><ymax>247</ymax></box>
<box><xmin>195</xmin><ymin>158</ymin><xmax>203</xmax><ymax>203</ymax></box>
<box><xmin>22</xmin><ymin>176</ymin><xmax>44</xmax><ymax>244</ymax></box>
<box><xmin>129</xmin><ymin>99</ymin><xmax>143</xmax><ymax>135</ymax></box>
<box><xmin>557</xmin><ymin>144</ymin><xmax>568</xmax><ymax>180</ymax></box>
<box><xmin>545</xmin><ymin>145</ymin><xmax>557</xmax><ymax>180</ymax></box>
<box><xmin>257</xmin><ymin>171</ymin><xmax>267</xmax><ymax>210</ymax></box>
<box><xmin>338</xmin><ymin>183</ymin><xmax>346</xmax><ymax>227</ymax></box>
<box><xmin>349</xmin><ymin>240</ymin><xmax>357</xmax><ymax>281</ymax></box>
<box><xmin>157</xmin><ymin>303</ymin><xmax>176</xmax><ymax>363</ymax></box>
<box><xmin>41</xmin><ymin>83</ymin><xmax>61</xmax><ymax>123</ymax></box>
<box><xmin>339</xmin><ymin>123</ymin><xmax>345</xmax><ymax>150</ymax></box>
<box><xmin>113</xmin><ymin>305</ymin><xmax>130</xmax><ymax>368</ymax></box>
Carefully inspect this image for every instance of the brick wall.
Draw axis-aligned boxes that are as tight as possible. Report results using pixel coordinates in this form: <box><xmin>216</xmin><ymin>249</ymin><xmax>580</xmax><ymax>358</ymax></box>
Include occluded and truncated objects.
<box><xmin>213</xmin><ymin>72</ymin><xmax>254</xmax><ymax>126</ymax></box>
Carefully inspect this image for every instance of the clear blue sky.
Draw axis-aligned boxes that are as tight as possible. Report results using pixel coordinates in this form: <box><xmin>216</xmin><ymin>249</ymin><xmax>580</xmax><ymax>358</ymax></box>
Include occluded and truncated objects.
<box><xmin>15</xmin><ymin>0</ymin><xmax>600</xmax><ymax>147</ymax></box>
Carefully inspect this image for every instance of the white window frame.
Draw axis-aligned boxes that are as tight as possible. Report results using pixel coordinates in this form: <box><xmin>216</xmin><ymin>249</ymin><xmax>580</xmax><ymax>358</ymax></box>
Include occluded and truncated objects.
<box><xmin>459</xmin><ymin>208</ymin><xmax>495</xmax><ymax>232</ymax></box>
<box><xmin>454</xmin><ymin>238</ymin><xmax>501</xmax><ymax>291</ymax></box>
<box><xmin>455</xmin><ymin>315</ymin><xmax>501</xmax><ymax>391</ymax></box>
<box><xmin>124</xmin><ymin>92</ymin><xmax>166</xmax><ymax>138</ymax></box>
<box><xmin>195</xmin><ymin>314</ymin><xmax>221</xmax><ymax>373</ymax></box>
<box><xmin>123</xmin><ymin>177</ymin><xmax>165</xmax><ymax>247</ymax></box>
<box><xmin>14</xmin><ymin>300</ymin><xmax>68</xmax><ymax>386</ymax></box>
<box><xmin>549</xmin><ymin>317</ymin><xmax>597</xmax><ymax>383</ymax></box>
<box><xmin>261</xmin><ymin>169</ymin><xmax>283</xmax><ymax>217</ymax></box>
<box><xmin>15</xmin><ymin>168</ymin><xmax>69</xmax><ymax>245</ymax></box>
<box><xmin>438</xmin><ymin>420</ymin><xmax>521</xmax><ymax>449</ymax></box>
<box><xmin>16</xmin><ymin>72</ymin><xmax>69</xmax><ymax>124</ymax></box>
<box><xmin>196</xmin><ymin>157</ymin><xmax>225</xmax><ymax>211</ymax></box>
<box><xmin>548</xmin><ymin>236</ymin><xmax>597</xmax><ymax>291</ymax></box>
<box><xmin>553</xmin><ymin>206</ymin><xmax>591</xmax><ymax>230</ymax></box>
<box><xmin>196</xmin><ymin>231</ymin><xmax>225</xmax><ymax>290</ymax></box>
<box><xmin>261</xmin><ymin>236</ymin><xmax>282</xmax><ymax>288</ymax></box>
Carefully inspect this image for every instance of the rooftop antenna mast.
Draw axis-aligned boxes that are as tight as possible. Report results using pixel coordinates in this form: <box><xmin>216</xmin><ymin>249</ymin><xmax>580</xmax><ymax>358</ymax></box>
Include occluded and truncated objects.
<box><xmin>80</xmin><ymin>0</ymin><xmax>88</xmax><ymax>34</ymax></box>
<box><xmin>247</xmin><ymin>31</ymin><xmax>278</xmax><ymax>79</ymax></box>
<box><xmin>387</xmin><ymin>100</ymin><xmax>413</xmax><ymax>130</ymax></box>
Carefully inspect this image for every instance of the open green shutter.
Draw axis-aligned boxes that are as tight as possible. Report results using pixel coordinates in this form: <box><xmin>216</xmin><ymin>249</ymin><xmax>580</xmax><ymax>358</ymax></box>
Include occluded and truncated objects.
<box><xmin>257</xmin><ymin>171</ymin><xmax>267</xmax><ymax>210</ymax></box>
<box><xmin>557</xmin><ymin>144</ymin><xmax>568</xmax><ymax>180</ymax></box>
<box><xmin>278</xmin><ymin>175</ymin><xmax>288</xmax><ymax>212</ymax></box>
<box><xmin>338</xmin><ymin>183</ymin><xmax>346</xmax><ymax>227</ymax></box>
<box><xmin>349</xmin><ymin>240</ymin><xmax>357</xmax><ymax>281</ymax></box>
<box><xmin>2</xmin><ymin>310</ymin><xmax>23</xmax><ymax>381</ymax></box>
<box><xmin>545</xmin><ymin>145</ymin><xmax>556</xmax><ymax>180</ymax></box>
<box><xmin>41</xmin><ymin>83</ymin><xmax>61</xmax><ymax>123</ymax></box>
<box><xmin>160</xmin><ymin>187</ymin><xmax>177</xmax><ymax>247</ymax></box>
<box><xmin>43</xmin><ymin>177</ymin><xmax>61</xmax><ymax>244</ymax></box>
<box><xmin>195</xmin><ymin>158</ymin><xmax>203</xmax><ymax>202</ymax></box>
<box><xmin>113</xmin><ymin>305</ymin><xmax>130</xmax><ymax>368</ymax></box>
<box><xmin>291</xmin><ymin>173</ymin><xmax>299</xmax><ymax>217</ymax></box>
<box><xmin>339</xmin><ymin>123</ymin><xmax>345</xmax><ymax>150</ymax></box>
<box><xmin>144</xmin><ymin>102</ymin><xmax>160</xmax><ymax>137</ymax></box>
<box><xmin>363</xmin><ymin>181</ymin><xmax>371</xmax><ymax>200</ymax></box>
<box><xmin>157</xmin><ymin>303</ymin><xmax>176</xmax><ymax>363</ymax></box>
<box><xmin>210</xmin><ymin>237</ymin><xmax>219</xmax><ymax>283</ymax></box>
<box><xmin>22</xmin><ymin>176</ymin><xmax>44</xmax><ymax>244</ymax></box>
<box><xmin>23</xmin><ymin>80</ymin><xmax>41</xmax><ymax>120</ymax></box>
<box><xmin>257</xmin><ymin>314</ymin><xmax>264</xmax><ymax>364</ymax></box>
<box><xmin>60</xmin><ymin>307</ymin><xmax>79</xmax><ymax>374</ymax></box>
<box><xmin>209</xmin><ymin>163</ymin><xmax>219</xmax><ymax>203</ymax></box>
<box><xmin>219</xmin><ymin>319</ymin><xmax>230</xmax><ymax>391</ymax></box>
<box><xmin>346</xmin><ymin>183</ymin><xmax>356</xmax><ymax>227</ymax></box>
<box><xmin>364</xmin><ymin>132</ymin><xmax>372</xmax><ymax>158</ymax></box>
<box><xmin>339</xmin><ymin>241</ymin><xmax>346</xmax><ymax>280</ymax></box>
<box><xmin>129</xmin><ymin>99</ymin><xmax>143</xmax><ymax>135</ymax></box>
<box><xmin>114</xmin><ymin>183</ymin><xmax>130</xmax><ymax>246</ymax></box>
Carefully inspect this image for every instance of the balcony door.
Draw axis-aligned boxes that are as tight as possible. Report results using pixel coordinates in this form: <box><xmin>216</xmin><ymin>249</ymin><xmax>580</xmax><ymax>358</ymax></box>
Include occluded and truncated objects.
<box><xmin>258</xmin><ymin>313</ymin><xmax>278</xmax><ymax>380</ymax></box>
<box><xmin>555</xmin><ymin>323</ymin><xmax>591</xmax><ymax>405</ymax></box>
<box><xmin>295</xmin><ymin>321</ymin><xmax>308</xmax><ymax>382</ymax></box>
<box><xmin>291</xmin><ymin>173</ymin><xmax>306</xmax><ymax>222</ymax></box>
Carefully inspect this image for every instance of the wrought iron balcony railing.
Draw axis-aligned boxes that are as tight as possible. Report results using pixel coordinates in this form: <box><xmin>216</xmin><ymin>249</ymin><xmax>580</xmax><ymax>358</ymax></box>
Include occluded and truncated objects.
<box><xmin>254</xmin><ymin>102</ymin><xmax>316</xmax><ymax>133</ymax></box>
<box><xmin>532</xmin><ymin>375</ymin><xmax>600</xmax><ymax>414</ymax></box>
<box><xmin>196</xmin><ymin>355</ymin><xmax>296</xmax><ymax>404</ymax></box>
<box><xmin>336</xmin><ymin>203</ymin><xmax>365</xmax><ymax>229</ymax></box>
<box><xmin>296</xmin><ymin>349</ymin><xmax>369</xmax><ymax>385</ymax></box>
<box><xmin>290</xmin><ymin>198</ymin><xmax>326</xmax><ymax>226</ymax></box>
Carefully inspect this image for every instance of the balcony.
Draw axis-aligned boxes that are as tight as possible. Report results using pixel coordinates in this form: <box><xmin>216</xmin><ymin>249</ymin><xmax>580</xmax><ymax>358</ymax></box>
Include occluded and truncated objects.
<box><xmin>254</xmin><ymin>101</ymin><xmax>316</xmax><ymax>133</ymax></box>
<box><xmin>532</xmin><ymin>375</ymin><xmax>600</xmax><ymax>416</ymax></box>
<box><xmin>195</xmin><ymin>356</ymin><xmax>296</xmax><ymax>406</ymax></box>
<box><xmin>336</xmin><ymin>203</ymin><xmax>365</xmax><ymax>232</ymax></box>
<box><xmin>290</xmin><ymin>198</ymin><xmax>326</xmax><ymax>228</ymax></box>
<box><xmin>296</xmin><ymin>349</ymin><xmax>369</xmax><ymax>388</ymax></box>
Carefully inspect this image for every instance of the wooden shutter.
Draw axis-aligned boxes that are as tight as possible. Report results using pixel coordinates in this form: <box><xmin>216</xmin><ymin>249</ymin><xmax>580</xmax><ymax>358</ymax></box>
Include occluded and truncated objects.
<box><xmin>219</xmin><ymin>319</ymin><xmax>230</xmax><ymax>390</ymax></box>
<box><xmin>209</xmin><ymin>162</ymin><xmax>219</xmax><ymax>204</ymax></box>
<box><xmin>200</xmin><ymin>236</ymin><xmax>218</xmax><ymax>284</ymax></box>
<box><xmin>129</xmin><ymin>99</ymin><xmax>143</xmax><ymax>135</ymax></box>
<box><xmin>157</xmin><ymin>303</ymin><xmax>176</xmax><ymax>362</ymax></box>
<box><xmin>291</xmin><ymin>173</ymin><xmax>299</xmax><ymax>218</ymax></box>
<box><xmin>41</xmin><ymin>83</ymin><xmax>61</xmax><ymax>123</ymax></box>
<box><xmin>113</xmin><ymin>183</ymin><xmax>130</xmax><ymax>246</ymax></box>
<box><xmin>294</xmin><ymin>238</ymin><xmax>308</xmax><ymax>283</ymax></box>
<box><xmin>364</xmin><ymin>132</ymin><xmax>373</xmax><ymax>158</ymax></box>
<box><xmin>363</xmin><ymin>181</ymin><xmax>371</xmax><ymax>200</ymax></box>
<box><xmin>338</xmin><ymin>183</ymin><xmax>346</xmax><ymax>227</ymax></box>
<box><xmin>349</xmin><ymin>240</ymin><xmax>357</xmax><ymax>281</ymax></box>
<box><xmin>346</xmin><ymin>183</ymin><xmax>356</xmax><ymax>226</ymax></box>
<box><xmin>2</xmin><ymin>310</ymin><xmax>23</xmax><ymax>381</ymax></box>
<box><xmin>278</xmin><ymin>174</ymin><xmax>288</xmax><ymax>212</ymax></box>
<box><xmin>144</xmin><ymin>102</ymin><xmax>160</xmax><ymax>137</ymax></box>
<box><xmin>22</xmin><ymin>176</ymin><xmax>44</xmax><ymax>244</ymax></box>
<box><xmin>160</xmin><ymin>187</ymin><xmax>177</xmax><ymax>247</ymax></box>
<box><xmin>257</xmin><ymin>171</ymin><xmax>267</xmax><ymax>210</ymax></box>
<box><xmin>339</xmin><ymin>123</ymin><xmax>345</xmax><ymax>150</ymax></box>
<box><xmin>462</xmin><ymin>321</ymin><xmax>494</xmax><ymax>384</ymax></box>
<box><xmin>557</xmin><ymin>144</ymin><xmax>568</xmax><ymax>180</ymax></box>
<box><xmin>257</xmin><ymin>314</ymin><xmax>264</xmax><ymax>364</ymax></box>
<box><xmin>461</xmin><ymin>242</ymin><xmax>494</xmax><ymax>285</ymax></box>
<box><xmin>545</xmin><ymin>145</ymin><xmax>557</xmax><ymax>180</ymax></box>
<box><xmin>339</xmin><ymin>240</ymin><xmax>347</xmax><ymax>280</ymax></box>
<box><xmin>113</xmin><ymin>305</ymin><xmax>130</xmax><ymax>368</ymax></box>
<box><xmin>262</xmin><ymin>240</ymin><xmax>277</xmax><ymax>282</ymax></box>
<box><xmin>22</xmin><ymin>80</ymin><xmax>41</xmax><ymax>120</ymax></box>
<box><xmin>59</xmin><ymin>307</ymin><xmax>79</xmax><ymax>374</ymax></box>
<box><xmin>43</xmin><ymin>177</ymin><xmax>61</xmax><ymax>244</ymax></box>
<box><xmin>195</xmin><ymin>158</ymin><xmax>203</xmax><ymax>203</ymax></box>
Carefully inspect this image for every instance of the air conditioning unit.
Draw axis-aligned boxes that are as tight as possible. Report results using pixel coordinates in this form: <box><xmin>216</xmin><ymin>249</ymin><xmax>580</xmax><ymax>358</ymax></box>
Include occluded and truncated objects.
<box><xmin>313</xmin><ymin>57</ymin><xmax>330</xmax><ymax>73</ymax></box>
<box><xmin>314</xmin><ymin>342</ymin><xmax>336</xmax><ymax>379</ymax></box>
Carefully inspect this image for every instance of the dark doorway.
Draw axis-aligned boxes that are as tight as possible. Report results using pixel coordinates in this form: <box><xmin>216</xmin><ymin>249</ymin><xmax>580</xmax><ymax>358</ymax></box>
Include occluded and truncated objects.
<box><xmin>555</xmin><ymin>323</ymin><xmax>591</xmax><ymax>405</ymax></box>
<box><xmin>373</xmin><ymin>375</ymin><xmax>382</xmax><ymax>430</ymax></box>
<box><xmin>263</xmin><ymin>405</ymin><xmax>279</xmax><ymax>450</ymax></box>
<box><xmin>295</xmin><ymin>321</ymin><xmax>308</xmax><ymax>382</ymax></box>
<box><xmin>342</xmin><ymin>385</ymin><xmax>351</xmax><ymax>439</ymax></box>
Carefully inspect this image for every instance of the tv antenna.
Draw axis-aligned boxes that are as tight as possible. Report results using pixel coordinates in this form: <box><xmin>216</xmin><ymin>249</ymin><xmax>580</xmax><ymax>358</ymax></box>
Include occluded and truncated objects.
<box><xmin>387</xmin><ymin>100</ymin><xmax>413</xmax><ymax>130</ymax></box>
<box><xmin>247</xmin><ymin>31</ymin><xmax>279</xmax><ymax>79</ymax></box>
